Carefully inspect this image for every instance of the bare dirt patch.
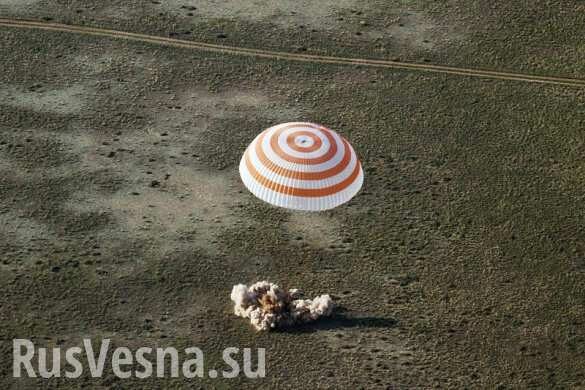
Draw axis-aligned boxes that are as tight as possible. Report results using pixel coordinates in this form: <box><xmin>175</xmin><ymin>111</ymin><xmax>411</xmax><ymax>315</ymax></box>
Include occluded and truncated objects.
<box><xmin>0</xmin><ymin>83</ymin><xmax>90</xmax><ymax>115</ymax></box>
<box><xmin>284</xmin><ymin>212</ymin><xmax>347</xmax><ymax>250</ymax></box>
<box><xmin>159</xmin><ymin>0</ymin><xmax>360</xmax><ymax>25</ymax></box>
<box><xmin>58</xmin><ymin>85</ymin><xmax>303</xmax><ymax>256</ymax></box>
<box><xmin>155</xmin><ymin>0</ymin><xmax>461</xmax><ymax>50</ymax></box>
<box><xmin>0</xmin><ymin>0</ymin><xmax>41</xmax><ymax>12</ymax></box>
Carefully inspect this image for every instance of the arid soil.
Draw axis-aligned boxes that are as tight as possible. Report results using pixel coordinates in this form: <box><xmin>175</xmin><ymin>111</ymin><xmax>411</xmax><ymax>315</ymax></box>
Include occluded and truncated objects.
<box><xmin>1</xmin><ymin>1</ymin><xmax>584</xmax><ymax>388</ymax></box>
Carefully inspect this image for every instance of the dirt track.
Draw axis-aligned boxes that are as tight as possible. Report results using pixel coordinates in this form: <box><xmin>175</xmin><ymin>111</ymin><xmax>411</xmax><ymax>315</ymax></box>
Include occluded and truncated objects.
<box><xmin>2</xmin><ymin>18</ymin><xmax>585</xmax><ymax>87</ymax></box>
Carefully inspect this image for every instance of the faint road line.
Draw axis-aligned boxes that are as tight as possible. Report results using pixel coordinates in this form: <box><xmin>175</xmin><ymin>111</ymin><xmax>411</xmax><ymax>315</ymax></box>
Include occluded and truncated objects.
<box><xmin>1</xmin><ymin>18</ymin><xmax>585</xmax><ymax>88</ymax></box>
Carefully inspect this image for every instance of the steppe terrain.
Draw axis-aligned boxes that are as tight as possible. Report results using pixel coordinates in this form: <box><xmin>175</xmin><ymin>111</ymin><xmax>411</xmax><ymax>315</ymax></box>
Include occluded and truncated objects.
<box><xmin>1</xmin><ymin>1</ymin><xmax>584</xmax><ymax>388</ymax></box>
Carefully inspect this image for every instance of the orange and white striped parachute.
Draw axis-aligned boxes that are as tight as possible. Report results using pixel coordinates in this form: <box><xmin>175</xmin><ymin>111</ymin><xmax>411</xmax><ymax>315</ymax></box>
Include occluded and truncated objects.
<box><xmin>239</xmin><ymin>122</ymin><xmax>364</xmax><ymax>211</ymax></box>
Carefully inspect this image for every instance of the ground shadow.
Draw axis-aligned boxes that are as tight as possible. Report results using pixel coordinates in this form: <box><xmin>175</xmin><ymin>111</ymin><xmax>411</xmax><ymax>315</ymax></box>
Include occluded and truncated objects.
<box><xmin>276</xmin><ymin>307</ymin><xmax>397</xmax><ymax>334</ymax></box>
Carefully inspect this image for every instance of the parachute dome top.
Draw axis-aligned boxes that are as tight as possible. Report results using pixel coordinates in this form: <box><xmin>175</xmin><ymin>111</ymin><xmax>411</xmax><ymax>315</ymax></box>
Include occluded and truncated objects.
<box><xmin>239</xmin><ymin>122</ymin><xmax>364</xmax><ymax>211</ymax></box>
